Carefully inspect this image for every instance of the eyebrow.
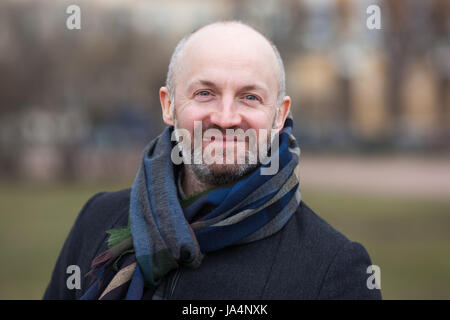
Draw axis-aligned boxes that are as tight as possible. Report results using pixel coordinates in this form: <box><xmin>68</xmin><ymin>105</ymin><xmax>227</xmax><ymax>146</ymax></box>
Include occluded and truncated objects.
<box><xmin>239</xmin><ymin>84</ymin><xmax>268</xmax><ymax>93</ymax></box>
<box><xmin>187</xmin><ymin>79</ymin><xmax>269</xmax><ymax>95</ymax></box>
<box><xmin>191</xmin><ymin>80</ymin><xmax>219</xmax><ymax>91</ymax></box>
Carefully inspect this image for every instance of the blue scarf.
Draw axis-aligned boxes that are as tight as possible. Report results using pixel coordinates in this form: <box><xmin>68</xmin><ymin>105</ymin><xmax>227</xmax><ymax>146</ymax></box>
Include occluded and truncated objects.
<box><xmin>81</xmin><ymin>115</ymin><xmax>301</xmax><ymax>300</ymax></box>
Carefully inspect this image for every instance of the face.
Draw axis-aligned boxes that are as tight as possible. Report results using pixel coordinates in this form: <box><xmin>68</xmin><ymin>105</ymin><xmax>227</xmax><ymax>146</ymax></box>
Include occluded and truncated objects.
<box><xmin>161</xmin><ymin>25</ymin><xmax>291</xmax><ymax>185</ymax></box>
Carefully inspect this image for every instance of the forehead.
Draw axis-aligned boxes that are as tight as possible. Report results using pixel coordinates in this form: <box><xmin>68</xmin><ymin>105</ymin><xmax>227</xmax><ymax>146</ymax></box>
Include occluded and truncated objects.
<box><xmin>177</xmin><ymin>25</ymin><xmax>280</xmax><ymax>93</ymax></box>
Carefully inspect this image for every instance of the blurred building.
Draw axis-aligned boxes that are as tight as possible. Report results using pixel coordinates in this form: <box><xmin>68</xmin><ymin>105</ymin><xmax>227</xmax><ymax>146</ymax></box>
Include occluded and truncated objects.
<box><xmin>0</xmin><ymin>0</ymin><xmax>448</xmax><ymax>180</ymax></box>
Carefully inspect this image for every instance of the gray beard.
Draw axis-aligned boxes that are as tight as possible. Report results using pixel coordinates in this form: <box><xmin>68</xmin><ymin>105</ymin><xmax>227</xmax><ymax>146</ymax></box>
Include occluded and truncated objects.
<box><xmin>174</xmin><ymin>121</ymin><xmax>258</xmax><ymax>185</ymax></box>
<box><xmin>173</xmin><ymin>107</ymin><xmax>278</xmax><ymax>186</ymax></box>
<box><xmin>190</xmin><ymin>151</ymin><xmax>259</xmax><ymax>186</ymax></box>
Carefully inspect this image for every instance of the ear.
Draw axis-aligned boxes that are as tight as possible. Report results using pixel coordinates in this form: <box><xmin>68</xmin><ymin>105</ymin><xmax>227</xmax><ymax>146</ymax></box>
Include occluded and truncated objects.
<box><xmin>274</xmin><ymin>96</ymin><xmax>291</xmax><ymax>131</ymax></box>
<box><xmin>160</xmin><ymin>87</ymin><xmax>174</xmax><ymax>126</ymax></box>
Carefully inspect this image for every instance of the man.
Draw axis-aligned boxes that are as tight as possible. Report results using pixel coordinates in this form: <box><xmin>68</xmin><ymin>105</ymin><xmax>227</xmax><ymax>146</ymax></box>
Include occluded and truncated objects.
<box><xmin>44</xmin><ymin>21</ymin><xmax>381</xmax><ymax>300</ymax></box>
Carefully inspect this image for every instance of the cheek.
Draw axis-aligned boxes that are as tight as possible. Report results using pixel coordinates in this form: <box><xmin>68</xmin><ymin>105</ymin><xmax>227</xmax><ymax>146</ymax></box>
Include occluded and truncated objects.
<box><xmin>243</xmin><ymin>110</ymin><xmax>275</xmax><ymax>131</ymax></box>
<box><xmin>175</xmin><ymin>103</ymin><xmax>209</xmax><ymax>135</ymax></box>
<box><xmin>175</xmin><ymin>112</ymin><xmax>195</xmax><ymax>132</ymax></box>
<box><xmin>242</xmin><ymin>111</ymin><xmax>276</xmax><ymax>144</ymax></box>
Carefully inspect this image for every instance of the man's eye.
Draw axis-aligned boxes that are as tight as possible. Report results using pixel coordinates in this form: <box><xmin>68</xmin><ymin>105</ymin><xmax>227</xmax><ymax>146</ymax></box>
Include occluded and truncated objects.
<box><xmin>197</xmin><ymin>91</ymin><xmax>210</xmax><ymax>96</ymax></box>
<box><xmin>245</xmin><ymin>95</ymin><xmax>258</xmax><ymax>101</ymax></box>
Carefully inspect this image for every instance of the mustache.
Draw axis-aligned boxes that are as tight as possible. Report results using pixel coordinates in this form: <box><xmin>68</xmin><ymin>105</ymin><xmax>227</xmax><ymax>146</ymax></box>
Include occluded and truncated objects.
<box><xmin>201</xmin><ymin>126</ymin><xmax>256</xmax><ymax>143</ymax></box>
<box><xmin>200</xmin><ymin>125</ymin><xmax>249</xmax><ymax>135</ymax></box>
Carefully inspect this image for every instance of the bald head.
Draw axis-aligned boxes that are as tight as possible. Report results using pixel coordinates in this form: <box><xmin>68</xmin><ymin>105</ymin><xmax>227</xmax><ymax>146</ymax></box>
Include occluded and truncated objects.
<box><xmin>166</xmin><ymin>21</ymin><xmax>286</xmax><ymax>107</ymax></box>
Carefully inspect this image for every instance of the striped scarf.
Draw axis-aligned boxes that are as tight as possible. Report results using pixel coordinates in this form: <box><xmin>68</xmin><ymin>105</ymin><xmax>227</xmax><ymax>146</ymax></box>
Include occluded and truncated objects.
<box><xmin>81</xmin><ymin>115</ymin><xmax>301</xmax><ymax>300</ymax></box>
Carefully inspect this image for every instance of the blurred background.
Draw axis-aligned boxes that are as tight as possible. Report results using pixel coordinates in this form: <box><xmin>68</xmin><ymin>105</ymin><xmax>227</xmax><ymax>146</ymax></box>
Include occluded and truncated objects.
<box><xmin>0</xmin><ymin>0</ymin><xmax>449</xmax><ymax>299</ymax></box>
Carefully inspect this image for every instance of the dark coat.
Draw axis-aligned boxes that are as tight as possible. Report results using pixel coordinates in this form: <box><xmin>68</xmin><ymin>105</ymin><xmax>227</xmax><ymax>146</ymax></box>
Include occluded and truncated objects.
<box><xmin>43</xmin><ymin>189</ymin><xmax>382</xmax><ymax>300</ymax></box>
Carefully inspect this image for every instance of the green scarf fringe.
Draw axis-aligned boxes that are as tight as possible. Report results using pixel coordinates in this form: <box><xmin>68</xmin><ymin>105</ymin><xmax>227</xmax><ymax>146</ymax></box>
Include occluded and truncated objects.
<box><xmin>106</xmin><ymin>226</ymin><xmax>132</xmax><ymax>248</ymax></box>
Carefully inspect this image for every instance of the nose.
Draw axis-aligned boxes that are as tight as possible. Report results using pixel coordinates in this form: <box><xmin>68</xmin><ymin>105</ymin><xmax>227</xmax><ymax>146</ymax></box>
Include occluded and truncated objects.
<box><xmin>209</xmin><ymin>95</ymin><xmax>242</xmax><ymax>129</ymax></box>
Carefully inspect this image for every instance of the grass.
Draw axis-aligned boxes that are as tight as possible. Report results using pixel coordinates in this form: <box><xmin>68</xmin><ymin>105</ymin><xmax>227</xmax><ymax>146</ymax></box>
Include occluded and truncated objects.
<box><xmin>0</xmin><ymin>180</ymin><xmax>131</xmax><ymax>300</ymax></box>
<box><xmin>0</xmin><ymin>181</ymin><xmax>449</xmax><ymax>299</ymax></box>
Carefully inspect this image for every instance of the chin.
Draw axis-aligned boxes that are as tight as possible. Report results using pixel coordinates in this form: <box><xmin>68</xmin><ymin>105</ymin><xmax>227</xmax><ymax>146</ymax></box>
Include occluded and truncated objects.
<box><xmin>193</xmin><ymin>162</ymin><xmax>259</xmax><ymax>186</ymax></box>
<box><xmin>209</xmin><ymin>163</ymin><xmax>244</xmax><ymax>174</ymax></box>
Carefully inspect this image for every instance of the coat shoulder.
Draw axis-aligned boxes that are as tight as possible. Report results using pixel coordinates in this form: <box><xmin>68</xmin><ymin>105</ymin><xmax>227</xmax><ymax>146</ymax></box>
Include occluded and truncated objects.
<box><xmin>285</xmin><ymin>201</ymin><xmax>351</xmax><ymax>253</ymax></box>
<box><xmin>43</xmin><ymin>188</ymin><xmax>131</xmax><ymax>299</ymax></box>
<box><xmin>70</xmin><ymin>188</ymin><xmax>131</xmax><ymax>244</ymax></box>
<box><xmin>80</xmin><ymin>189</ymin><xmax>131</xmax><ymax>225</ymax></box>
<box><xmin>262</xmin><ymin>201</ymin><xmax>382</xmax><ymax>299</ymax></box>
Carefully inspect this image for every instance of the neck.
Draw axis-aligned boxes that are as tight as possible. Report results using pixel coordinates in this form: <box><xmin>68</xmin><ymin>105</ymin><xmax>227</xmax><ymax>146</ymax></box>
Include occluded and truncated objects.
<box><xmin>181</xmin><ymin>164</ymin><xmax>214</xmax><ymax>198</ymax></box>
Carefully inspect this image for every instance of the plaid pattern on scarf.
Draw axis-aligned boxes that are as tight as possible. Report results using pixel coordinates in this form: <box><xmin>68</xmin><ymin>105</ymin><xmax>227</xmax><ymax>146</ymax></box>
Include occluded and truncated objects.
<box><xmin>81</xmin><ymin>115</ymin><xmax>301</xmax><ymax>300</ymax></box>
